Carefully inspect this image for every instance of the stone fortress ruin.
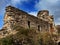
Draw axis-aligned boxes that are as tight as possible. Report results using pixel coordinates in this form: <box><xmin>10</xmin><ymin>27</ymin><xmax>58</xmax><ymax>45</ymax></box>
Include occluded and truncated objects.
<box><xmin>0</xmin><ymin>6</ymin><xmax>57</xmax><ymax>38</ymax></box>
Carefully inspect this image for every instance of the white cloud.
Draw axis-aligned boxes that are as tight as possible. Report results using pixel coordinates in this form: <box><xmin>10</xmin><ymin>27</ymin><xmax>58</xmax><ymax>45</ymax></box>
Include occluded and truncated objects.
<box><xmin>11</xmin><ymin>0</ymin><xmax>28</xmax><ymax>6</ymax></box>
<box><xmin>35</xmin><ymin>0</ymin><xmax>59</xmax><ymax>11</ymax></box>
<box><xmin>46</xmin><ymin>0</ymin><xmax>58</xmax><ymax>3</ymax></box>
<box><xmin>55</xmin><ymin>22</ymin><xmax>60</xmax><ymax>25</ymax></box>
<box><xmin>57</xmin><ymin>18</ymin><xmax>60</xmax><ymax>21</ymax></box>
<box><xmin>29</xmin><ymin>11</ymin><xmax>37</xmax><ymax>16</ymax></box>
<box><xmin>55</xmin><ymin>18</ymin><xmax>60</xmax><ymax>25</ymax></box>
<box><xmin>35</xmin><ymin>0</ymin><xmax>60</xmax><ymax>25</ymax></box>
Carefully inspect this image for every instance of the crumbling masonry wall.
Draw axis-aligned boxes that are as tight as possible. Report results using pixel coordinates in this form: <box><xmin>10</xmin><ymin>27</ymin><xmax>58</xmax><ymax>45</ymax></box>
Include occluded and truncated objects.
<box><xmin>3</xmin><ymin>6</ymin><xmax>54</xmax><ymax>33</ymax></box>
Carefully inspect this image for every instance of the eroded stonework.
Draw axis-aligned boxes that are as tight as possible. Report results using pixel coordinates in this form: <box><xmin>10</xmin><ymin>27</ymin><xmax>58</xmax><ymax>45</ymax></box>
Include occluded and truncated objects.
<box><xmin>0</xmin><ymin>6</ymin><xmax>57</xmax><ymax>38</ymax></box>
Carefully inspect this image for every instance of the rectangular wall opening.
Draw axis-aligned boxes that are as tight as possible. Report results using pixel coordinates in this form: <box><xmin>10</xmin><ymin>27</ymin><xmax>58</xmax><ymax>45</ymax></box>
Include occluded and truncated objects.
<box><xmin>28</xmin><ymin>21</ymin><xmax>30</xmax><ymax>28</ymax></box>
<box><xmin>38</xmin><ymin>25</ymin><xmax>40</xmax><ymax>31</ymax></box>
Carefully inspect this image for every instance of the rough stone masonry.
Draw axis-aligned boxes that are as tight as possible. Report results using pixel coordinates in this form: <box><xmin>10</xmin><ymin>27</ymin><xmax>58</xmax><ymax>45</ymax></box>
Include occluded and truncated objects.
<box><xmin>4</xmin><ymin>6</ymin><xmax>55</xmax><ymax>32</ymax></box>
<box><xmin>0</xmin><ymin>6</ymin><xmax>57</xmax><ymax>38</ymax></box>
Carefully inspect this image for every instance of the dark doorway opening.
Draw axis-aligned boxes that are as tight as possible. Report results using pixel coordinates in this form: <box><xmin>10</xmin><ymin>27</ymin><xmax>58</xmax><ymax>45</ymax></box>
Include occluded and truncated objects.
<box><xmin>28</xmin><ymin>21</ymin><xmax>30</xmax><ymax>28</ymax></box>
<box><xmin>58</xmin><ymin>42</ymin><xmax>60</xmax><ymax>45</ymax></box>
<box><xmin>38</xmin><ymin>25</ymin><xmax>40</xmax><ymax>31</ymax></box>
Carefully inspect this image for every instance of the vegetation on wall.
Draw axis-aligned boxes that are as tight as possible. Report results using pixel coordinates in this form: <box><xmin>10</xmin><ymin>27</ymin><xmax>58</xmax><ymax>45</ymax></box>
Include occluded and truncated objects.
<box><xmin>0</xmin><ymin>27</ymin><xmax>55</xmax><ymax>45</ymax></box>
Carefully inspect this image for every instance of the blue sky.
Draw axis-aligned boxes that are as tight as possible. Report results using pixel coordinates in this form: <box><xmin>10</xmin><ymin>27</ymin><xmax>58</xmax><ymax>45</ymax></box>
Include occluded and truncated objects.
<box><xmin>0</xmin><ymin>0</ymin><xmax>60</xmax><ymax>29</ymax></box>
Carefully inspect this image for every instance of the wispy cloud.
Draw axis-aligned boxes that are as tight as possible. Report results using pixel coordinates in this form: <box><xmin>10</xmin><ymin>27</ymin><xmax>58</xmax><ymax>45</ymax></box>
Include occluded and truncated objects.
<box><xmin>35</xmin><ymin>0</ymin><xmax>60</xmax><ymax>25</ymax></box>
<box><xmin>11</xmin><ymin>0</ymin><xmax>29</xmax><ymax>6</ymax></box>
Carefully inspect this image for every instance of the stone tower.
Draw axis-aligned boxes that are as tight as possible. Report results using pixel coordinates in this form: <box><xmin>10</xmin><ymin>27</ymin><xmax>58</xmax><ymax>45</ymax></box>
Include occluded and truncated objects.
<box><xmin>37</xmin><ymin>10</ymin><xmax>49</xmax><ymax>19</ymax></box>
<box><xmin>37</xmin><ymin>10</ymin><xmax>56</xmax><ymax>34</ymax></box>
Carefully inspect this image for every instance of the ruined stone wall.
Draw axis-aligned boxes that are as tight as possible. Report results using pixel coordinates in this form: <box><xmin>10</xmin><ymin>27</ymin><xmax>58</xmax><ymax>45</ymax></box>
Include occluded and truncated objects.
<box><xmin>3</xmin><ymin>6</ymin><xmax>54</xmax><ymax>33</ymax></box>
